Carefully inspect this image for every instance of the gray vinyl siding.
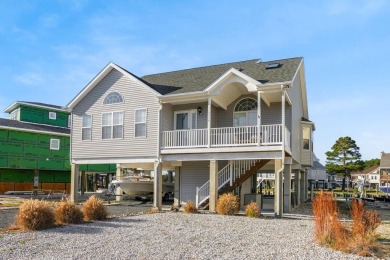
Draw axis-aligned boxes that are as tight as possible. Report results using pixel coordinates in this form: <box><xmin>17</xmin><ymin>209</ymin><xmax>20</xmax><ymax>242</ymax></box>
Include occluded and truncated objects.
<box><xmin>301</xmin><ymin>124</ymin><xmax>313</xmax><ymax>166</ymax></box>
<box><xmin>71</xmin><ymin>69</ymin><xmax>160</xmax><ymax>160</ymax></box>
<box><xmin>161</xmin><ymin>103</ymin><xmax>173</xmax><ymax>132</ymax></box>
<box><xmin>180</xmin><ymin>161</ymin><xmax>209</xmax><ymax>203</ymax></box>
<box><xmin>287</xmin><ymin>71</ymin><xmax>304</xmax><ymax>163</ymax></box>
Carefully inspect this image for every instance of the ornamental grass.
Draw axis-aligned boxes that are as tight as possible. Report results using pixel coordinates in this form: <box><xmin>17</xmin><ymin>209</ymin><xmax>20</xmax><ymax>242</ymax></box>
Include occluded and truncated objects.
<box><xmin>16</xmin><ymin>199</ymin><xmax>55</xmax><ymax>230</ymax></box>
<box><xmin>82</xmin><ymin>196</ymin><xmax>108</xmax><ymax>221</ymax></box>
<box><xmin>216</xmin><ymin>193</ymin><xmax>239</xmax><ymax>215</ymax></box>
<box><xmin>244</xmin><ymin>202</ymin><xmax>260</xmax><ymax>218</ymax></box>
<box><xmin>54</xmin><ymin>199</ymin><xmax>83</xmax><ymax>225</ymax></box>
<box><xmin>183</xmin><ymin>201</ymin><xmax>198</xmax><ymax>213</ymax></box>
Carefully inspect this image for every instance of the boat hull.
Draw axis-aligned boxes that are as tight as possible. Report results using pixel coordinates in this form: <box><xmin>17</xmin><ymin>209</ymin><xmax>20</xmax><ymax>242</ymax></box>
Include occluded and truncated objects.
<box><xmin>111</xmin><ymin>180</ymin><xmax>174</xmax><ymax>195</ymax></box>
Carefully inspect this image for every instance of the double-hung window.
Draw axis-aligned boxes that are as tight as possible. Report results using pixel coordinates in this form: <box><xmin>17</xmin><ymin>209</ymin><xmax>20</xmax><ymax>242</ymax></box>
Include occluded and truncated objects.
<box><xmin>102</xmin><ymin>112</ymin><xmax>124</xmax><ymax>139</ymax></box>
<box><xmin>50</xmin><ymin>138</ymin><xmax>60</xmax><ymax>150</ymax></box>
<box><xmin>135</xmin><ymin>109</ymin><xmax>147</xmax><ymax>137</ymax></box>
<box><xmin>303</xmin><ymin>126</ymin><xmax>310</xmax><ymax>150</ymax></box>
<box><xmin>82</xmin><ymin>115</ymin><xmax>92</xmax><ymax>141</ymax></box>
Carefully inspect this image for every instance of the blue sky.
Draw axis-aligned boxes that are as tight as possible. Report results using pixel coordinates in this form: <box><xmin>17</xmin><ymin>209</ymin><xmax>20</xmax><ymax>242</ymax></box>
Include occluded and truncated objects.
<box><xmin>1</xmin><ymin>0</ymin><xmax>389</xmax><ymax>163</ymax></box>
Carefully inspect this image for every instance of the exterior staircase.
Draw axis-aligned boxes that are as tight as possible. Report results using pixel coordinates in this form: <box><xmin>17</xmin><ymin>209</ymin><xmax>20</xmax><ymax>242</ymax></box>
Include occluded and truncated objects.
<box><xmin>196</xmin><ymin>159</ymin><xmax>270</xmax><ymax>208</ymax></box>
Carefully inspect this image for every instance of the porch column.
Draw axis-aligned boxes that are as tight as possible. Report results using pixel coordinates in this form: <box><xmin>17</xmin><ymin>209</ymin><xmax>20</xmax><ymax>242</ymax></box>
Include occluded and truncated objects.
<box><xmin>174</xmin><ymin>166</ymin><xmax>180</xmax><ymax>207</ymax></box>
<box><xmin>209</xmin><ymin>160</ymin><xmax>218</xmax><ymax>213</ymax></box>
<box><xmin>80</xmin><ymin>171</ymin><xmax>85</xmax><ymax>195</ymax></box>
<box><xmin>207</xmin><ymin>97</ymin><xmax>211</xmax><ymax>148</ymax></box>
<box><xmin>274</xmin><ymin>159</ymin><xmax>283</xmax><ymax>218</ymax></box>
<box><xmin>167</xmin><ymin>171</ymin><xmax>173</xmax><ymax>183</ymax></box>
<box><xmin>294</xmin><ymin>170</ymin><xmax>301</xmax><ymax>207</ymax></box>
<box><xmin>300</xmin><ymin>171</ymin><xmax>305</xmax><ymax>203</ymax></box>
<box><xmin>153</xmin><ymin>161</ymin><xmax>163</xmax><ymax>209</ymax></box>
<box><xmin>116</xmin><ymin>164</ymin><xmax>123</xmax><ymax>202</ymax></box>
<box><xmin>283</xmin><ymin>164</ymin><xmax>292</xmax><ymax>213</ymax></box>
<box><xmin>70</xmin><ymin>164</ymin><xmax>79</xmax><ymax>202</ymax></box>
<box><xmin>257</xmin><ymin>91</ymin><xmax>262</xmax><ymax>146</ymax></box>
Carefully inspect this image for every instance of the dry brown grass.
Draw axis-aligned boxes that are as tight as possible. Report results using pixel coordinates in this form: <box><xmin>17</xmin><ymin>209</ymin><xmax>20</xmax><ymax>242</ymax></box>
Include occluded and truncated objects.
<box><xmin>145</xmin><ymin>207</ymin><xmax>159</xmax><ymax>214</ymax></box>
<box><xmin>183</xmin><ymin>201</ymin><xmax>198</xmax><ymax>214</ymax></box>
<box><xmin>312</xmin><ymin>192</ymin><xmax>382</xmax><ymax>256</ymax></box>
<box><xmin>244</xmin><ymin>202</ymin><xmax>260</xmax><ymax>218</ymax></box>
<box><xmin>216</xmin><ymin>193</ymin><xmax>239</xmax><ymax>215</ymax></box>
<box><xmin>82</xmin><ymin>196</ymin><xmax>108</xmax><ymax>221</ymax></box>
<box><xmin>16</xmin><ymin>199</ymin><xmax>55</xmax><ymax>230</ymax></box>
<box><xmin>54</xmin><ymin>199</ymin><xmax>83</xmax><ymax>225</ymax></box>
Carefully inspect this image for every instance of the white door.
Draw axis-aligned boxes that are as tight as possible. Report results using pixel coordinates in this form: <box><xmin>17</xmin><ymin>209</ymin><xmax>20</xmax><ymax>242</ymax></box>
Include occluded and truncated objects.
<box><xmin>174</xmin><ymin>110</ymin><xmax>197</xmax><ymax>146</ymax></box>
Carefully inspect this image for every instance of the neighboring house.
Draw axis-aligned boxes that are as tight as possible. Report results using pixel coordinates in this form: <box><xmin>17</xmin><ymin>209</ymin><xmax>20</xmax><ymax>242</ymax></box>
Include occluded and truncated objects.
<box><xmin>351</xmin><ymin>166</ymin><xmax>380</xmax><ymax>189</ymax></box>
<box><xmin>327</xmin><ymin>174</ymin><xmax>351</xmax><ymax>189</ymax></box>
<box><xmin>379</xmin><ymin>152</ymin><xmax>390</xmax><ymax>193</ymax></box>
<box><xmin>0</xmin><ymin>101</ymin><xmax>115</xmax><ymax>194</ymax></box>
<box><xmin>66</xmin><ymin>57</ymin><xmax>314</xmax><ymax>217</ymax></box>
<box><xmin>307</xmin><ymin>155</ymin><xmax>327</xmax><ymax>189</ymax></box>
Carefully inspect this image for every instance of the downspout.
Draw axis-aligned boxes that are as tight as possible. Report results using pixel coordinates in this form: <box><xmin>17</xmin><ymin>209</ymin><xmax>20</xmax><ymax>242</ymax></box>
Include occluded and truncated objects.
<box><xmin>275</xmin><ymin>86</ymin><xmax>286</xmax><ymax>218</ymax></box>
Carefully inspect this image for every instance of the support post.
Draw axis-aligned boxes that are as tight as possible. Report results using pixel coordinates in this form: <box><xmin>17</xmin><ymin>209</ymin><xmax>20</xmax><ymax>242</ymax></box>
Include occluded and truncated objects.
<box><xmin>207</xmin><ymin>97</ymin><xmax>211</xmax><ymax>148</ymax></box>
<box><xmin>274</xmin><ymin>159</ymin><xmax>283</xmax><ymax>218</ymax></box>
<box><xmin>153</xmin><ymin>161</ymin><xmax>162</xmax><ymax>209</ymax></box>
<box><xmin>283</xmin><ymin>164</ymin><xmax>291</xmax><ymax>213</ymax></box>
<box><xmin>229</xmin><ymin>160</ymin><xmax>233</xmax><ymax>186</ymax></box>
<box><xmin>310</xmin><ymin>180</ymin><xmax>314</xmax><ymax>201</ymax></box>
<box><xmin>294</xmin><ymin>170</ymin><xmax>301</xmax><ymax>207</ymax></box>
<box><xmin>80</xmin><ymin>171</ymin><xmax>85</xmax><ymax>195</ymax></box>
<box><xmin>209</xmin><ymin>160</ymin><xmax>218</xmax><ymax>213</ymax></box>
<box><xmin>300</xmin><ymin>171</ymin><xmax>305</xmax><ymax>203</ymax></box>
<box><xmin>174</xmin><ymin>166</ymin><xmax>180</xmax><ymax>207</ymax></box>
<box><xmin>304</xmin><ymin>171</ymin><xmax>309</xmax><ymax>201</ymax></box>
<box><xmin>116</xmin><ymin>164</ymin><xmax>123</xmax><ymax>202</ymax></box>
<box><xmin>70</xmin><ymin>164</ymin><xmax>79</xmax><ymax>202</ymax></box>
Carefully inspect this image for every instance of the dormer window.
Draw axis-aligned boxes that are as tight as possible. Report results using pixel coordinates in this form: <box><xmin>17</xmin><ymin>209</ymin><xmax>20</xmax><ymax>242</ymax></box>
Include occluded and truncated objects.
<box><xmin>103</xmin><ymin>92</ymin><xmax>124</xmax><ymax>105</ymax></box>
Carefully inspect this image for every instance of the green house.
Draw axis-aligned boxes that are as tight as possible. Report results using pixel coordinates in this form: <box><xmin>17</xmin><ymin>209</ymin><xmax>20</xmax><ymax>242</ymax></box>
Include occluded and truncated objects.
<box><xmin>0</xmin><ymin>101</ymin><xmax>115</xmax><ymax>194</ymax></box>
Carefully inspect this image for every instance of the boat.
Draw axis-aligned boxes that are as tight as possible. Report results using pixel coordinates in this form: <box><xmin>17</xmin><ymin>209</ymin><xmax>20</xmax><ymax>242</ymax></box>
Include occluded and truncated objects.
<box><xmin>110</xmin><ymin>175</ymin><xmax>174</xmax><ymax>195</ymax></box>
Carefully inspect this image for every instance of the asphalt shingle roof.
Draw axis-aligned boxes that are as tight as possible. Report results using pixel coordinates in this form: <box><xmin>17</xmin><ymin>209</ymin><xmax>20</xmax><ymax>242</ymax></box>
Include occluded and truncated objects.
<box><xmin>0</xmin><ymin>118</ymin><xmax>70</xmax><ymax>135</ymax></box>
<box><xmin>141</xmin><ymin>57</ymin><xmax>302</xmax><ymax>95</ymax></box>
<box><xmin>380</xmin><ymin>152</ymin><xmax>390</xmax><ymax>167</ymax></box>
<box><xmin>19</xmin><ymin>101</ymin><xmax>64</xmax><ymax>110</ymax></box>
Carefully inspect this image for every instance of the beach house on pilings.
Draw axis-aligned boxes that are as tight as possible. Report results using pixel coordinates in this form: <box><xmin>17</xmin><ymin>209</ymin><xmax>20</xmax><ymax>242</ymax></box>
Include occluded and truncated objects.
<box><xmin>67</xmin><ymin>57</ymin><xmax>314</xmax><ymax>217</ymax></box>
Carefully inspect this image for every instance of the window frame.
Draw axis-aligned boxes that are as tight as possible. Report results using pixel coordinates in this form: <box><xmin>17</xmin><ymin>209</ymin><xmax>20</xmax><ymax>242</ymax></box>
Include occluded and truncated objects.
<box><xmin>82</xmin><ymin>114</ymin><xmax>92</xmax><ymax>141</ymax></box>
<box><xmin>135</xmin><ymin>108</ymin><xmax>148</xmax><ymax>138</ymax></box>
<box><xmin>233</xmin><ymin>97</ymin><xmax>258</xmax><ymax>127</ymax></box>
<box><xmin>101</xmin><ymin>111</ymin><xmax>124</xmax><ymax>140</ymax></box>
<box><xmin>103</xmin><ymin>91</ymin><xmax>124</xmax><ymax>105</ymax></box>
<box><xmin>49</xmin><ymin>111</ymin><xmax>57</xmax><ymax>120</ymax></box>
<box><xmin>50</xmin><ymin>138</ymin><xmax>60</xmax><ymax>150</ymax></box>
<box><xmin>173</xmin><ymin>109</ymin><xmax>197</xmax><ymax>130</ymax></box>
<box><xmin>302</xmin><ymin>125</ymin><xmax>311</xmax><ymax>150</ymax></box>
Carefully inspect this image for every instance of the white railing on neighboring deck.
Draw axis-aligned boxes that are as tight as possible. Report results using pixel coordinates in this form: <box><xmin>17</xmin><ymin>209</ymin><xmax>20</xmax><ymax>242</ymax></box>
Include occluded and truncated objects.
<box><xmin>161</xmin><ymin>124</ymin><xmax>290</xmax><ymax>149</ymax></box>
<box><xmin>196</xmin><ymin>160</ymin><xmax>258</xmax><ymax>208</ymax></box>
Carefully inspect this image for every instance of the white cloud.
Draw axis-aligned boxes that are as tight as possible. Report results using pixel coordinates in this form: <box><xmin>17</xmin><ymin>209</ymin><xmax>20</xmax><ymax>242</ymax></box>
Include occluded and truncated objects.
<box><xmin>14</xmin><ymin>72</ymin><xmax>44</xmax><ymax>86</ymax></box>
<box><xmin>326</xmin><ymin>0</ymin><xmax>389</xmax><ymax>16</ymax></box>
<box><xmin>39</xmin><ymin>14</ymin><xmax>60</xmax><ymax>28</ymax></box>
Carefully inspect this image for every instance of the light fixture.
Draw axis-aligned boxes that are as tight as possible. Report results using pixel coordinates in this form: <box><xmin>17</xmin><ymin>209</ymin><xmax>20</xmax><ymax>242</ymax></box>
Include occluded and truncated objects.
<box><xmin>197</xmin><ymin>106</ymin><xmax>202</xmax><ymax>115</ymax></box>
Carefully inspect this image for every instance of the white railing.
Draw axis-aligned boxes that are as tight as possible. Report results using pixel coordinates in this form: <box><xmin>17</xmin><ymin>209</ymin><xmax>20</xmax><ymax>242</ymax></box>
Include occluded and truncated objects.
<box><xmin>196</xmin><ymin>160</ymin><xmax>258</xmax><ymax>208</ymax></box>
<box><xmin>211</xmin><ymin>126</ymin><xmax>258</xmax><ymax>147</ymax></box>
<box><xmin>161</xmin><ymin>124</ymin><xmax>289</xmax><ymax>149</ymax></box>
<box><xmin>161</xmin><ymin>128</ymin><xmax>208</xmax><ymax>148</ymax></box>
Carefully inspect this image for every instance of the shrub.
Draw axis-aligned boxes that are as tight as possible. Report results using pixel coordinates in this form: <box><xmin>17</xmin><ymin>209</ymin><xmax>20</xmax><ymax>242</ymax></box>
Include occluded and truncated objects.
<box><xmin>216</xmin><ymin>193</ymin><xmax>239</xmax><ymax>215</ymax></box>
<box><xmin>350</xmin><ymin>199</ymin><xmax>381</xmax><ymax>256</ymax></box>
<box><xmin>82</xmin><ymin>196</ymin><xmax>108</xmax><ymax>221</ymax></box>
<box><xmin>145</xmin><ymin>207</ymin><xmax>159</xmax><ymax>214</ymax></box>
<box><xmin>183</xmin><ymin>201</ymin><xmax>198</xmax><ymax>213</ymax></box>
<box><xmin>55</xmin><ymin>199</ymin><xmax>83</xmax><ymax>225</ymax></box>
<box><xmin>16</xmin><ymin>199</ymin><xmax>55</xmax><ymax>230</ymax></box>
<box><xmin>244</xmin><ymin>202</ymin><xmax>260</xmax><ymax>218</ymax></box>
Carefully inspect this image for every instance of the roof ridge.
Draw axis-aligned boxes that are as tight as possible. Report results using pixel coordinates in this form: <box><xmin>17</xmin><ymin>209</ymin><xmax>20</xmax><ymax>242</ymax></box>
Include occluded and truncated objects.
<box><xmin>141</xmin><ymin>58</ymin><xmax>260</xmax><ymax>77</ymax></box>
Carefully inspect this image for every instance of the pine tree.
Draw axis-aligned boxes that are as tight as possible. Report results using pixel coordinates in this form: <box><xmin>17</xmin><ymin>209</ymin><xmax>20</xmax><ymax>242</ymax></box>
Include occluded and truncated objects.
<box><xmin>326</xmin><ymin>137</ymin><xmax>362</xmax><ymax>190</ymax></box>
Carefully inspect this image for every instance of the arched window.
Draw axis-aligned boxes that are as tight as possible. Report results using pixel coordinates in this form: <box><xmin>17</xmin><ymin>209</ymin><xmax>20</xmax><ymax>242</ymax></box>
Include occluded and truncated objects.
<box><xmin>233</xmin><ymin>98</ymin><xmax>257</xmax><ymax>126</ymax></box>
<box><xmin>103</xmin><ymin>92</ymin><xmax>124</xmax><ymax>105</ymax></box>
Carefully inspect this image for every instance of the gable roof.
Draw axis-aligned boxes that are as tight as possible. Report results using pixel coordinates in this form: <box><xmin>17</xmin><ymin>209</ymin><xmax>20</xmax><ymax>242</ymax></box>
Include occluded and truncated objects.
<box><xmin>141</xmin><ymin>57</ymin><xmax>303</xmax><ymax>95</ymax></box>
<box><xmin>0</xmin><ymin>118</ymin><xmax>70</xmax><ymax>136</ymax></box>
<box><xmin>352</xmin><ymin>165</ymin><xmax>379</xmax><ymax>175</ymax></box>
<box><xmin>4</xmin><ymin>101</ymin><xmax>67</xmax><ymax>113</ymax></box>
<box><xmin>380</xmin><ymin>152</ymin><xmax>390</xmax><ymax>167</ymax></box>
<box><xmin>66</xmin><ymin>62</ymin><xmax>161</xmax><ymax>110</ymax></box>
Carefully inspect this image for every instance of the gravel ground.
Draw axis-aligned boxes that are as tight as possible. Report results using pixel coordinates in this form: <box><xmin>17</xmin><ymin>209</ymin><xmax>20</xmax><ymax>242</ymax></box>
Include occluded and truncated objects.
<box><xmin>0</xmin><ymin>212</ymin><xmax>366</xmax><ymax>260</ymax></box>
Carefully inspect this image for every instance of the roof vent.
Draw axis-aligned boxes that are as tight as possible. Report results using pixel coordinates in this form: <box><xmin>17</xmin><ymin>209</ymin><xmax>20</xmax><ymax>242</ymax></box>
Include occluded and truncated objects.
<box><xmin>266</xmin><ymin>63</ymin><xmax>281</xmax><ymax>69</ymax></box>
<box><xmin>256</xmin><ymin>59</ymin><xmax>262</xmax><ymax>64</ymax></box>
<box><xmin>236</xmin><ymin>68</ymin><xmax>243</xmax><ymax>72</ymax></box>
